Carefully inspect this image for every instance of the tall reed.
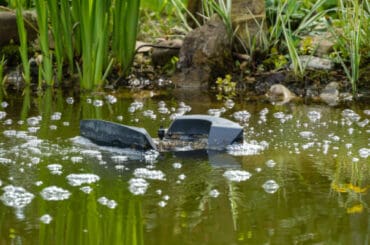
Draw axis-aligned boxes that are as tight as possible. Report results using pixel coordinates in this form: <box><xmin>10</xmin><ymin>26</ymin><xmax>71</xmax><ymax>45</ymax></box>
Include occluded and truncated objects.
<box><xmin>34</xmin><ymin>0</ymin><xmax>54</xmax><ymax>86</ymax></box>
<box><xmin>47</xmin><ymin>0</ymin><xmax>64</xmax><ymax>82</ymax></box>
<box><xmin>0</xmin><ymin>56</ymin><xmax>5</xmax><ymax>86</ymax></box>
<box><xmin>112</xmin><ymin>0</ymin><xmax>141</xmax><ymax>76</ymax></box>
<box><xmin>15</xmin><ymin>0</ymin><xmax>31</xmax><ymax>84</ymax></box>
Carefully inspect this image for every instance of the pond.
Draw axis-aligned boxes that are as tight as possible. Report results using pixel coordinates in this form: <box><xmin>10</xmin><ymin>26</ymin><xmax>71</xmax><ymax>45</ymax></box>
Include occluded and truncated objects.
<box><xmin>0</xmin><ymin>87</ymin><xmax>369</xmax><ymax>244</ymax></box>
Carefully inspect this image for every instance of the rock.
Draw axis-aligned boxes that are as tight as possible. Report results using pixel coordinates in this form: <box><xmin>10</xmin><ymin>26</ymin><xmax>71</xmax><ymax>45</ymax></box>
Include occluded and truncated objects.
<box><xmin>0</xmin><ymin>10</ymin><xmax>38</xmax><ymax>48</ymax></box>
<box><xmin>319</xmin><ymin>82</ymin><xmax>339</xmax><ymax>106</ymax></box>
<box><xmin>311</xmin><ymin>35</ymin><xmax>335</xmax><ymax>57</ymax></box>
<box><xmin>173</xmin><ymin>15</ymin><xmax>232</xmax><ymax>88</ymax></box>
<box><xmin>301</xmin><ymin>33</ymin><xmax>335</xmax><ymax>57</ymax></box>
<box><xmin>151</xmin><ymin>39</ymin><xmax>182</xmax><ymax>66</ymax></box>
<box><xmin>290</xmin><ymin>56</ymin><xmax>334</xmax><ymax>70</ymax></box>
<box><xmin>266</xmin><ymin>84</ymin><xmax>296</xmax><ymax>105</ymax></box>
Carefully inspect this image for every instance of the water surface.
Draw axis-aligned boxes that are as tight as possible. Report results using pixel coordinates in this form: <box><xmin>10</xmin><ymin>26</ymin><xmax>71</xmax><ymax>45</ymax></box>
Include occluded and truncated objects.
<box><xmin>0</xmin><ymin>88</ymin><xmax>369</xmax><ymax>244</ymax></box>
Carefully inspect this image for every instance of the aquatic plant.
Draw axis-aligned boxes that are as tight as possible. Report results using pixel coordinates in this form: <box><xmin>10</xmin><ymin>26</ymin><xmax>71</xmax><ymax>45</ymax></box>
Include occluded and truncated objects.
<box><xmin>15</xmin><ymin>0</ymin><xmax>30</xmax><ymax>84</ymax></box>
<box><xmin>215</xmin><ymin>74</ymin><xmax>236</xmax><ymax>101</ymax></box>
<box><xmin>34</xmin><ymin>0</ymin><xmax>53</xmax><ymax>86</ymax></box>
<box><xmin>112</xmin><ymin>0</ymin><xmax>141</xmax><ymax>77</ymax></box>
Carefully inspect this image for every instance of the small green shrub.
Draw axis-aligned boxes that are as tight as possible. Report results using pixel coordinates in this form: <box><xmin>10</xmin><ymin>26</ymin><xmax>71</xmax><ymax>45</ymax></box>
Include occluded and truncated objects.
<box><xmin>215</xmin><ymin>74</ymin><xmax>236</xmax><ymax>101</ymax></box>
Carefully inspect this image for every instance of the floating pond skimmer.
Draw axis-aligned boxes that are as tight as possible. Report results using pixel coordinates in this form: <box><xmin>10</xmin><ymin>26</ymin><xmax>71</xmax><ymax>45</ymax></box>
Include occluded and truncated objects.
<box><xmin>80</xmin><ymin>115</ymin><xmax>244</xmax><ymax>152</ymax></box>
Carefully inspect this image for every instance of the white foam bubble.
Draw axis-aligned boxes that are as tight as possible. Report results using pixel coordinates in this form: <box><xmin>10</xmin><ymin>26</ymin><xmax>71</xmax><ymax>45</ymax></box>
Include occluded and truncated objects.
<box><xmin>66</xmin><ymin>173</ymin><xmax>100</xmax><ymax>186</ymax></box>
<box><xmin>262</xmin><ymin>180</ymin><xmax>280</xmax><ymax>194</ymax></box>
<box><xmin>40</xmin><ymin>186</ymin><xmax>71</xmax><ymax>201</ymax></box>
<box><xmin>128</xmin><ymin>178</ymin><xmax>149</xmax><ymax>195</ymax></box>
<box><xmin>223</xmin><ymin>170</ymin><xmax>252</xmax><ymax>182</ymax></box>
<box><xmin>133</xmin><ymin>168</ymin><xmax>166</xmax><ymax>180</ymax></box>
<box><xmin>227</xmin><ymin>141</ymin><xmax>268</xmax><ymax>156</ymax></box>
<box><xmin>0</xmin><ymin>185</ymin><xmax>34</xmax><ymax>209</ymax></box>
<box><xmin>47</xmin><ymin>164</ymin><xmax>63</xmax><ymax>175</ymax></box>
<box><xmin>40</xmin><ymin>214</ymin><xmax>53</xmax><ymax>224</ymax></box>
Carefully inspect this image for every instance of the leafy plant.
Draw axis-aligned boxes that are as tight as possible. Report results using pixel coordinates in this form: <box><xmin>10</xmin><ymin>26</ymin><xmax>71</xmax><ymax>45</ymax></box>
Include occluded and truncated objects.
<box><xmin>215</xmin><ymin>74</ymin><xmax>236</xmax><ymax>101</ymax></box>
<box><xmin>331</xmin><ymin>0</ymin><xmax>367</xmax><ymax>94</ymax></box>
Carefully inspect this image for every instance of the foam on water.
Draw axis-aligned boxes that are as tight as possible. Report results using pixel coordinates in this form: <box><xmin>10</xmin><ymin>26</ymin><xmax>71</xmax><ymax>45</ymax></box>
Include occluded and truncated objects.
<box><xmin>80</xmin><ymin>186</ymin><xmax>93</xmax><ymax>194</ymax></box>
<box><xmin>227</xmin><ymin>141</ymin><xmax>268</xmax><ymax>156</ymax></box>
<box><xmin>262</xmin><ymin>180</ymin><xmax>280</xmax><ymax>194</ymax></box>
<box><xmin>359</xmin><ymin>148</ymin><xmax>369</xmax><ymax>158</ymax></box>
<box><xmin>106</xmin><ymin>95</ymin><xmax>117</xmax><ymax>104</ymax></box>
<box><xmin>40</xmin><ymin>186</ymin><xmax>71</xmax><ymax>201</ymax></box>
<box><xmin>133</xmin><ymin>168</ymin><xmax>166</xmax><ymax>180</ymax></box>
<box><xmin>223</xmin><ymin>170</ymin><xmax>252</xmax><ymax>182</ymax></box>
<box><xmin>128</xmin><ymin>178</ymin><xmax>149</xmax><ymax>195</ymax></box>
<box><xmin>233</xmin><ymin>110</ymin><xmax>251</xmax><ymax>123</ymax></box>
<box><xmin>0</xmin><ymin>111</ymin><xmax>6</xmax><ymax>120</ymax></box>
<box><xmin>66</xmin><ymin>173</ymin><xmax>100</xmax><ymax>186</ymax></box>
<box><xmin>98</xmin><ymin>197</ymin><xmax>117</xmax><ymax>209</ymax></box>
<box><xmin>47</xmin><ymin>164</ymin><xmax>63</xmax><ymax>175</ymax></box>
<box><xmin>1</xmin><ymin>101</ymin><xmax>8</xmax><ymax>108</ymax></box>
<box><xmin>299</xmin><ymin>131</ymin><xmax>315</xmax><ymax>139</ymax></box>
<box><xmin>209</xmin><ymin>189</ymin><xmax>220</xmax><ymax>198</ymax></box>
<box><xmin>0</xmin><ymin>185</ymin><xmax>34</xmax><ymax>209</ymax></box>
<box><xmin>0</xmin><ymin>158</ymin><xmax>12</xmax><ymax>164</ymax></box>
<box><xmin>307</xmin><ymin>111</ymin><xmax>321</xmax><ymax>122</ymax></box>
<box><xmin>111</xmin><ymin>155</ymin><xmax>128</xmax><ymax>163</ymax></box>
<box><xmin>81</xmin><ymin>150</ymin><xmax>103</xmax><ymax>160</ymax></box>
<box><xmin>40</xmin><ymin>214</ymin><xmax>53</xmax><ymax>224</ymax></box>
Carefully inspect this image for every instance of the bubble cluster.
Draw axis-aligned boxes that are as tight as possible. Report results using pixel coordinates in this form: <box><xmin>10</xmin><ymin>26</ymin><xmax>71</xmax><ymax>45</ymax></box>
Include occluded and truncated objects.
<box><xmin>66</xmin><ymin>173</ymin><xmax>100</xmax><ymax>186</ymax></box>
<box><xmin>128</xmin><ymin>178</ymin><xmax>149</xmax><ymax>195</ymax></box>
<box><xmin>223</xmin><ymin>170</ymin><xmax>252</xmax><ymax>182</ymax></box>
<box><xmin>40</xmin><ymin>186</ymin><xmax>71</xmax><ymax>201</ymax></box>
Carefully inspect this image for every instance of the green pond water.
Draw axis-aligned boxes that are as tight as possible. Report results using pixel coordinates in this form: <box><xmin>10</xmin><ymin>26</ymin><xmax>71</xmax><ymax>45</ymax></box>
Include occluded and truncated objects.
<box><xmin>0</xmin><ymin>88</ymin><xmax>369</xmax><ymax>245</ymax></box>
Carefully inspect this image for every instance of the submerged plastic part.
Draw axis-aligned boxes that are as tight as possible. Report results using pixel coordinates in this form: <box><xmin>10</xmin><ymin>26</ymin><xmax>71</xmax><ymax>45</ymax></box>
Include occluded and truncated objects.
<box><xmin>80</xmin><ymin>120</ymin><xmax>157</xmax><ymax>151</ymax></box>
<box><xmin>166</xmin><ymin>115</ymin><xmax>243</xmax><ymax>150</ymax></box>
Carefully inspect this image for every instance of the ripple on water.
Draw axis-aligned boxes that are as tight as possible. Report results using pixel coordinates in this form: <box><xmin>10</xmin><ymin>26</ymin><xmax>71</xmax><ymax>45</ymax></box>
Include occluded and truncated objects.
<box><xmin>133</xmin><ymin>168</ymin><xmax>166</xmax><ymax>180</ymax></box>
<box><xmin>128</xmin><ymin>178</ymin><xmax>149</xmax><ymax>195</ymax></box>
<box><xmin>66</xmin><ymin>173</ymin><xmax>100</xmax><ymax>186</ymax></box>
<box><xmin>299</xmin><ymin>131</ymin><xmax>315</xmax><ymax>139</ymax></box>
<box><xmin>223</xmin><ymin>170</ymin><xmax>252</xmax><ymax>182</ymax></box>
<box><xmin>40</xmin><ymin>186</ymin><xmax>71</xmax><ymax>201</ymax></box>
<box><xmin>0</xmin><ymin>185</ymin><xmax>34</xmax><ymax>209</ymax></box>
